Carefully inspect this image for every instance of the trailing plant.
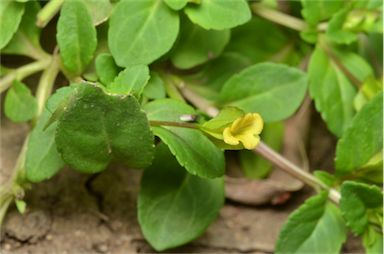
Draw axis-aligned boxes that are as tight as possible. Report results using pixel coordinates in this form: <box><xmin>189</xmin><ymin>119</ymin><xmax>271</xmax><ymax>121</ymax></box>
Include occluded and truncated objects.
<box><xmin>0</xmin><ymin>0</ymin><xmax>382</xmax><ymax>252</ymax></box>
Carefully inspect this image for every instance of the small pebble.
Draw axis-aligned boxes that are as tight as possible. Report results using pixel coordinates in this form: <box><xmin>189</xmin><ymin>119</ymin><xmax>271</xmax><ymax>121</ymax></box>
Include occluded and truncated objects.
<box><xmin>3</xmin><ymin>243</ymin><xmax>12</xmax><ymax>251</ymax></box>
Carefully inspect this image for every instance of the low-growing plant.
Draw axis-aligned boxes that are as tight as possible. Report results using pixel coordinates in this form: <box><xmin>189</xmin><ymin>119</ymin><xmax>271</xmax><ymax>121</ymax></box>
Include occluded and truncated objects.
<box><xmin>0</xmin><ymin>0</ymin><xmax>382</xmax><ymax>252</ymax></box>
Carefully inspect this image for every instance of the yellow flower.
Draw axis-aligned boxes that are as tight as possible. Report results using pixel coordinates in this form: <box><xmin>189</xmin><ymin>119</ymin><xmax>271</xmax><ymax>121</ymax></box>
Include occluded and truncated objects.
<box><xmin>223</xmin><ymin>113</ymin><xmax>263</xmax><ymax>149</ymax></box>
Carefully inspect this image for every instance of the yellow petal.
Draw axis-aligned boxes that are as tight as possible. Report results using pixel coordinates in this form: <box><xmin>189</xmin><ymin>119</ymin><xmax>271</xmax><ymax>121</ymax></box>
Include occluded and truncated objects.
<box><xmin>236</xmin><ymin>134</ymin><xmax>260</xmax><ymax>149</ymax></box>
<box><xmin>223</xmin><ymin>127</ymin><xmax>240</xmax><ymax>145</ymax></box>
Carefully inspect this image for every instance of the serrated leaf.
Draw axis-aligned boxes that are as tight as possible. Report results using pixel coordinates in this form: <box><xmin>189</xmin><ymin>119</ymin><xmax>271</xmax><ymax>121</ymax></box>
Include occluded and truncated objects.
<box><xmin>308</xmin><ymin>46</ymin><xmax>373</xmax><ymax>137</ymax></box>
<box><xmin>108</xmin><ymin>0</ymin><xmax>179</xmax><ymax>67</ymax></box>
<box><xmin>0</xmin><ymin>0</ymin><xmax>24</xmax><ymax>49</ymax></box>
<box><xmin>335</xmin><ymin>93</ymin><xmax>383</xmax><ymax>174</ymax></box>
<box><xmin>95</xmin><ymin>53</ymin><xmax>120</xmax><ymax>86</ymax></box>
<box><xmin>143</xmin><ymin>72</ymin><xmax>166</xmax><ymax>99</ymax></box>
<box><xmin>57</xmin><ymin>0</ymin><xmax>97</xmax><ymax>75</ymax></box>
<box><xmin>107</xmin><ymin>65</ymin><xmax>150</xmax><ymax>97</ymax></box>
<box><xmin>164</xmin><ymin>0</ymin><xmax>188</xmax><ymax>10</ymax></box>
<box><xmin>26</xmin><ymin>87</ymin><xmax>74</xmax><ymax>183</ymax></box>
<box><xmin>138</xmin><ymin>143</ymin><xmax>224</xmax><ymax>251</ymax></box>
<box><xmin>184</xmin><ymin>0</ymin><xmax>251</xmax><ymax>30</ymax></box>
<box><xmin>219</xmin><ymin>63</ymin><xmax>307</xmax><ymax>122</ymax></box>
<box><xmin>55</xmin><ymin>84</ymin><xmax>155</xmax><ymax>174</ymax></box>
<box><xmin>170</xmin><ymin>17</ymin><xmax>230</xmax><ymax>69</ymax></box>
<box><xmin>276</xmin><ymin>192</ymin><xmax>347</xmax><ymax>254</ymax></box>
<box><xmin>301</xmin><ymin>0</ymin><xmax>344</xmax><ymax>25</ymax></box>
<box><xmin>83</xmin><ymin>0</ymin><xmax>112</xmax><ymax>25</ymax></box>
<box><xmin>4</xmin><ymin>80</ymin><xmax>37</xmax><ymax>122</ymax></box>
<box><xmin>2</xmin><ymin>1</ymin><xmax>44</xmax><ymax>59</ymax></box>
<box><xmin>144</xmin><ymin>99</ymin><xmax>225</xmax><ymax>178</ymax></box>
<box><xmin>340</xmin><ymin>181</ymin><xmax>383</xmax><ymax>234</ymax></box>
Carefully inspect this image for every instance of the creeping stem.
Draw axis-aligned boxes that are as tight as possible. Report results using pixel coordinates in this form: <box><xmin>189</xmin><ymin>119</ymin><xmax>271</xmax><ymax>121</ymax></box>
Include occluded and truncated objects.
<box><xmin>150</xmin><ymin>121</ymin><xmax>197</xmax><ymax>129</ymax></box>
<box><xmin>0</xmin><ymin>59</ymin><xmax>50</xmax><ymax>94</ymax></box>
<box><xmin>36</xmin><ymin>0</ymin><xmax>65</xmax><ymax>28</ymax></box>
<box><xmin>173</xmin><ymin>79</ymin><xmax>341</xmax><ymax>204</ymax></box>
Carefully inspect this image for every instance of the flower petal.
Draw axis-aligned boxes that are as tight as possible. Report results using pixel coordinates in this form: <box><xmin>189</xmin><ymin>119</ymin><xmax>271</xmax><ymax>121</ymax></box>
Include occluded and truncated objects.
<box><xmin>223</xmin><ymin>127</ymin><xmax>240</xmax><ymax>145</ymax></box>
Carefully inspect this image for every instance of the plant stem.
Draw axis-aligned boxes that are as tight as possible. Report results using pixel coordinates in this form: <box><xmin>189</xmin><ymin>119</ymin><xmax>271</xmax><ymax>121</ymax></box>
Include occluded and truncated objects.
<box><xmin>251</xmin><ymin>3</ymin><xmax>308</xmax><ymax>32</ymax></box>
<box><xmin>35</xmin><ymin>53</ymin><xmax>60</xmax><ymax>116</ymax></box>
<box><xmin>36</xmin><ymin>0</ymin><xmax>65</xmax><ymax>28</ymax></box>
<box><xmin>0</xmin><ymin>59</ymin><xmax>50</xmax><ymax>94</ymax></box>
<box><xmin>0</xmin><ymin>136</ymin><xmax>29</xmax><ymax>230</ymax></box>
<box><xmin>177</xmin><ymin>82</ymin><xmax>341</xmax><ymax>204</ymax></box>
<box><xmin>150</xmin><ymin>120</ymin><xmax>197</xmax><ymax>129</ymax></box>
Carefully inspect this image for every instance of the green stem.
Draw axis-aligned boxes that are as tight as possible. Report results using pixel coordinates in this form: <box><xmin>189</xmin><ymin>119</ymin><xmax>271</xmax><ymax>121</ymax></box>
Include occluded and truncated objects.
<box><xmin>35</xmin><ymin>54</ymin><xmax>60</xmax><ymax>116</ymax></box>
<box><xmin>36</xmin><ymin>0</ymin><xmax>65</xmax><ymax>28</ymax></box>
<box><xmin>251</xmin><ymin>3</ymin><xmax>308</xmax><ymax>32</ymax></box>
<box><xmin>150</xmin><ymin>120</ymin><xmax>197</xmax><ymax>129</ymax></box>
<box><xmin>177</xmin><ymin>82</ymin><xmax>341</xmax><ymax>204</ymax></box>
<box><xmin>0</xmin><ymin>136</ymin><xmax>29</xmax><ymax>229</ymax></box>
<box><xmin>160</xmin><ymin>73</ymin><xmax>187</xmax><ymax>102</ymax></box>
<box><xmin>0</xmin><ymin>59</ymin><xmax>50</xmax><ymax>94</ymax></box>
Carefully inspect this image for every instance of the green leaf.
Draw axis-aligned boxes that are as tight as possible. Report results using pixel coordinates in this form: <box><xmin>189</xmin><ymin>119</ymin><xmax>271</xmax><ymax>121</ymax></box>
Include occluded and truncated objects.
<box><xmin>308</xmin><ymin>46</ymin><xmax>373</xmax><ymax>136</ymax></box>
<box><xmin>313</xmin><ymin>171</ymin><xmax>337</xmax><ymax>187</ymax></box>
<box><xmin>326</xmin><ymin>8</ymin><xmax>357</xmax><ymax>45</ymax></box>
<box><xmin>138</xmin><ymin>143</ymin><xmax>224</xmax><ymax>251</ymax></box>
<box><xmin>83</xmin><ymin>0</ymin><xmax>112</xmax><ymax>25</ymax></box>
<box><xmin>0</xmin><ymin>0</ymin><xmax>24</xmax><ymax>49</ymax></box>
<box><xmin>57</xmin><ymin>0</ymin><xmax>97</xmax><ymax>76</ymax></box>
<box><xmin>183</xmin><ymin>52</ymin><xmax>250</xmax><ymax>96</ymax></box>
<box><xmin>108</xmin><ymin>0</ymin><xmax>179</xmax><ymax>67</ymax></box>
<box><xmin>55</xmin><ymin>84</ymin><xmax>155</xmax><ymax>174</ymax></box>
<box><xmin>144</xmin><ymin>99</ymin><xmax>225</xmax><ymax>178</ymax></box>
<box><xmin>301</xmin><ymin>0</ymin><xmax>344</xmax><ymax>25</ymax></box>
<box><xmin>15</xmin><ymin>200</ymin><xmax>26</xmax><ymax>214</ymax></box>
<box><xmin>340</xmin><ymin>181</ymin><xmax>383</xmax><ymax>234</ymax></box>
<box><xmin>26</xmin><ymin>87</ymin><xmax>74</xmax><ymax>183</ymax></box>
<box><xmin>219</xmin><ymin>63</ymin><xmax>308</xmax><ymax>122</ymax></box>
<box><xmin>239</xmin><ymin>122</ymin><xmax>284</xmax><ymax>179</ymax></box>
<box><xmin>335</xmin><ymin>93</ymin><xmax>383</xmax><ymax>174</ymax></box>
<box><xmin>363</xmin><ymin>225</ymin><xmax>383</xmax><ymax>254</ymax></box>
<box><xmin>184</xmin><ymin>0</ymin><xmax>251</xmax><ymax>30</ymax></box>
<box><xmin>95</xmin><ymin>53</ymin><xmax>120</xmax><ymax>86</ymax></box>
<box><xmin>170</xmin><ymin>17</ymin><xmax>230</xmax><ymax>69</ymax></box>
<box><xmin>225</xmin><ymin>17</ymin><xmax>292</xmax><ymax>64</ymax></box>
<box><xmin>107</xmin><ymin>65</ymin><xmax>150</xmax><ymax>97</ymax></box>
<box><xmin>143</xmin><ymin>72</ymin><xmax>166</xmax><ymax>99</ymax></box>
<box><xmin>276</xmin><ymin>192</ymin><xmax>347</xmax><ymax>254</ymax></box>
<box><xmin>2</xmin><ymin>1</ymin><xmax>43</xmax><ymax>59</ymax></box>
<box><xmin>164</xmin><ymin>0</ymin><xmax>188</xmax><ymax>10</ymax></box>
<box><xmin>4</xmin><ymin>80</ymin><xmax>37</xmax><ymax>122</ymax></box>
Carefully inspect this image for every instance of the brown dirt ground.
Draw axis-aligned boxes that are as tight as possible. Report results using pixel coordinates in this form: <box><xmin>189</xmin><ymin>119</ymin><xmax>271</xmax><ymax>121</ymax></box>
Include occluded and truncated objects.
<box><xmin>0</xmin><ymin>108</ymin><xmax>363</xmax><ymax>254</ymax></box>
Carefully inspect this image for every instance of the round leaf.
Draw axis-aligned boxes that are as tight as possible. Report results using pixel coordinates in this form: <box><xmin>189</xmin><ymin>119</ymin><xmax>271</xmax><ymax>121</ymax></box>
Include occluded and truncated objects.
<box><xmin>4</xmin><ymin>80</ymin><xmax>37</xmax><ymax>122</ymax></box>
<box><xmin>55</xmin><ymin>84</ymin><xmax>155</xmax><ymax>173</ymax></box>
<box><xmin>138</xmin><ymin>144</ymin><xmax>224</xmax><ymax>251</ymax></box>
<box><xmin>170</xmin><ymin>17</ymin><xmax>230</xmax><ymax>69</ymax></box>
<box><xmin>184</xmin><ymin>0</ymin><xmax>251</xmax><ymax>30</ymax></box>
<box><xmin>108</xmin><ymin>0</ymin><xmax>179</xmax><ymax>67</ymax></box>
<box><xmin>219</xmin><ymin>63</ymin><xmax>308</xmax><ymax>122</ymax></box>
